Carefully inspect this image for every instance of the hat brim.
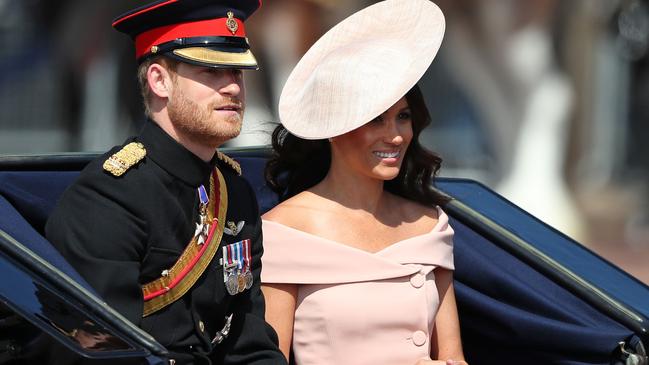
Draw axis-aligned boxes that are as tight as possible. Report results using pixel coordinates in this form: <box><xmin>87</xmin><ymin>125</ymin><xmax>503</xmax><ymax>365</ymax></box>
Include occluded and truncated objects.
<box><xmin>171</xmin><ymin>47</ymin><xmax>258</xmax><ymax>69</ymax></box>
<box><xmin>278</xmin><ymin>0</ymin><xmax>445</xmax><ymax>140</ymax></box>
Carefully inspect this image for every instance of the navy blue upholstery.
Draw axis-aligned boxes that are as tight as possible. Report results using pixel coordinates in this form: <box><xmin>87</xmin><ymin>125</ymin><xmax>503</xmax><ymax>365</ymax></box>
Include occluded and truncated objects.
<box><xmin>0</xmin><ymin>171</ymin><xmax>79</xmax><ymax>234</ymax></box>
<box><xmin>236</xmin><ymin>157</ymin><xmax>279</xmax><ymax>214</ymax></box>
<box><xmin>0</xmin><ymin>155</ymin><xmax>643</xmax><ymax>364</ymax></box>
<box><xmin>451</xmin><ymin>217</ymin><xmax>632</xmax><ymax>364</ymax></box>
<box><xmin>0</xmin><ymin>172</ymin><xmax>95</xmax><ymax>294</ymax></box>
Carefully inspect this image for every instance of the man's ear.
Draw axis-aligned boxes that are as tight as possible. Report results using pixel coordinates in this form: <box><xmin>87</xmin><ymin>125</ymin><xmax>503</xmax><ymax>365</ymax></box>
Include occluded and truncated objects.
<box><xmin>147</xmin><ymin>63</ymin><xmax>174</xmax><ymax>99</ymax></box>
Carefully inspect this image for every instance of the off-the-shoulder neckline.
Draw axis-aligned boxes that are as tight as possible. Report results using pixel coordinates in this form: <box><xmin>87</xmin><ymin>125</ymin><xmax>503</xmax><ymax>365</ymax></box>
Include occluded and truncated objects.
<box><xmin>262</xmin><ymin>207</ymin><xmax>447</xmax><ymax>255</ymax></box>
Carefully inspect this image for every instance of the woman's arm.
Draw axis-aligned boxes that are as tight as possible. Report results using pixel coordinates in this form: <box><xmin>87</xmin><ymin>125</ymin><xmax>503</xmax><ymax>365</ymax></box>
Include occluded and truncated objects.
<box><xmin>430</xmin><ymin>268</ymin><xmax>466</xmax><ymax>362</ymax></box>
<box><xmin>261</xmin><ymin>283</ymin><xmax>298</xmax><ymax>361</ymax></box>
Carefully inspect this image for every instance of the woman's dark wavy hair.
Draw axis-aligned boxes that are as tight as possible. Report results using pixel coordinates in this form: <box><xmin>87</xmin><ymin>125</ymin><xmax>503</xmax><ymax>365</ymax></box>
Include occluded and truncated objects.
<box><xmin>265</xmin><ymin>84</ymin><xmax>450</xmax><ymax>206</ymax></box>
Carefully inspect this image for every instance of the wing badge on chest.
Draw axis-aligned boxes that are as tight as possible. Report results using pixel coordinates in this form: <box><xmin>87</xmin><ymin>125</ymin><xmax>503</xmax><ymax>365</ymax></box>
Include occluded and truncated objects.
<box><xmin>224</xmin><ymin>220</ymin><xmax>245</xmax><ymax>236</ymax></box>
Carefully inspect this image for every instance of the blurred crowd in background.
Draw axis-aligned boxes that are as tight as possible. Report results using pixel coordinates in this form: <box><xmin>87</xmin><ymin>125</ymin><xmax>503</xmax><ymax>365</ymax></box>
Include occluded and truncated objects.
<box><xmin>1</xmin><ymin>0</ymin><xmax>648</xmax><ymax>282</ymax></box>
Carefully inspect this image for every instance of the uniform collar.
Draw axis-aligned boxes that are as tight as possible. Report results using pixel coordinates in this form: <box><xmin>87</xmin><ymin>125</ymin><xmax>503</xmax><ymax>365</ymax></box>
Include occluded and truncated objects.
<box><xmin>138</xmin><ymin>120</ymin><xmax>217</xmax><ymax>187</ymax></box>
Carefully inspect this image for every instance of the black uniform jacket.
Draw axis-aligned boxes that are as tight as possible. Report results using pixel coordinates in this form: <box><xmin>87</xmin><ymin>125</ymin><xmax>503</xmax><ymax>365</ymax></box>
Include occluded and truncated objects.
<box><xmin>44</xmin><ymin>121</ymin><xmax>286</xmax><ymax>365</ymax></box>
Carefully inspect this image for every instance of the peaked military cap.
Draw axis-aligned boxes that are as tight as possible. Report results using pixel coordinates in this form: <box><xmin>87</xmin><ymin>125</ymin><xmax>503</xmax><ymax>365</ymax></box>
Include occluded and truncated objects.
<box><xmin>112</xmin><ymin>0</ymin><xmax>261</xmax><ymax>69</ymax></box>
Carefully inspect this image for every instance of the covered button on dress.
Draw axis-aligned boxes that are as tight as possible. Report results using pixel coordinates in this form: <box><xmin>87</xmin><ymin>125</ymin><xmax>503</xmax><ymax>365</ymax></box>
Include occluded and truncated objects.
<box><xmin>261</xmin><ymin>207</ymin><xmax>455</xmax><ymax>365</ymax></box>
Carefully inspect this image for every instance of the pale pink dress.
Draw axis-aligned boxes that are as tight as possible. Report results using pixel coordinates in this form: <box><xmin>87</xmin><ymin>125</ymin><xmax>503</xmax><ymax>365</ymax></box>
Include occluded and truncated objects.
<box><xmin>261</xmin><ymin>207</ymin><xmax>455</xmax><ymax>365</ymax></box>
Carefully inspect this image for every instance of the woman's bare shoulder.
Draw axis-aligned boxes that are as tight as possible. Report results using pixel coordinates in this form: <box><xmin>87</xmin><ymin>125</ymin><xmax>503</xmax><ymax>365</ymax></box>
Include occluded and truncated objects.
<box><xmin>389</xmin><ymin>194</ymin><xmax>441</xmax><ymax>228</ymax></box>
<box><xmin>262</xmin><ymin>191</ymin><xmax>325</xmax><ymax>228</ymax></box>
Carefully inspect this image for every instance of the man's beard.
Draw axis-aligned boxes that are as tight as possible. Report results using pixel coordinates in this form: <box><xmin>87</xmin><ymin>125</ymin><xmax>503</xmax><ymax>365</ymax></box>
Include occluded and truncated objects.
<box><xmin>167</xmin><ymin>87</ymin><xmax>243</xmax><ymax>147</ymax></box>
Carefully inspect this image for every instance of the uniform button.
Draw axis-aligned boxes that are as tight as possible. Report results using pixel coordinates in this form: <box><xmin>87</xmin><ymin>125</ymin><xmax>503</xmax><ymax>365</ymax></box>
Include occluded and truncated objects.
<box><xmin>410</xmin><ymin>273</ymin><xmax>425</xmax><ymax>288</ymax></box>
<box><xmin>412</xmin><ymin>330</ymin><xmax>427</xmax><ymax>346</ymax></box>
<box><xmin>198</xmin><ymin>320</ymin><xmax>205</xmax><ymax>332</ymax></box>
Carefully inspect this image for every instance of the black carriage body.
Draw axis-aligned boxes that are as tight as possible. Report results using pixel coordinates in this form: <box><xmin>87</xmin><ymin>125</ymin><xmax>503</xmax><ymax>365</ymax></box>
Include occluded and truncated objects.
<box><xmin>0</xmin><ymin>149</ymin><xmax>647</xmax><ymax>364</ymax></box>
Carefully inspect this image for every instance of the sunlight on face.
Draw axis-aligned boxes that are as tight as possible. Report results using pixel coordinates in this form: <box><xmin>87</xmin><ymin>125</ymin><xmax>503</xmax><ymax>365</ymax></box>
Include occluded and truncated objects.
<box><xmin>167</xmin><ymin>63</ymin><xmax>246</xmax><ymax>146</ymax></box>
<box><xmin>330</xmin><ymin>97</ymin><xmax>413</xmax><ymax>181</ymax></box>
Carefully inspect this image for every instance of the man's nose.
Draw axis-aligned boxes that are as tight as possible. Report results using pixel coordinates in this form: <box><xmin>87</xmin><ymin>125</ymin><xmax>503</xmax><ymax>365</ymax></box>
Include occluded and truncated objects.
<box><xmin>219</xmin><ymin>71</ymin><xmax>242</xmax><ymax>96</ymax></box>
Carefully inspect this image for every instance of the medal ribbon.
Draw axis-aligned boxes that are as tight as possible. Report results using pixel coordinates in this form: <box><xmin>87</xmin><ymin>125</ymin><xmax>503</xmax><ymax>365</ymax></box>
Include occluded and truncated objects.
<box><xmin>224</xmin><ymin>243</ymin><xmax>237</xmax><ymax>268</ymax></box>
<box><xmin>235</xmin><ymin>241</ymin><xmax>243</xmax><ymax>270</ymax></box>
<box><xmin>222</xmin><ymin>239</ymin><xmax>252</xmax><ymax>293</ymax></box>
<box><xmin>198</xmin><ymin>185</ymin><xmax>208</xmax><ymax>206</ymax></box>
<box><xmin>242</xmin><ymin>239</ymin><xmax>251</xmax><ymax>272</ymax></box>
<box><xmin>223</xmin><ymin>240</ymin><xmax>250</xmax><ymax>272</ymax></box>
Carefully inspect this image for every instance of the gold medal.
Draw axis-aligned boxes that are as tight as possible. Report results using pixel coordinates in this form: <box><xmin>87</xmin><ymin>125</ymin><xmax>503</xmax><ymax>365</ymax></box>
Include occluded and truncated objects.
<box><xmin>237</xmin><ymin>273</ymin><xmax>246</xmax><ymax>293</ymax></box>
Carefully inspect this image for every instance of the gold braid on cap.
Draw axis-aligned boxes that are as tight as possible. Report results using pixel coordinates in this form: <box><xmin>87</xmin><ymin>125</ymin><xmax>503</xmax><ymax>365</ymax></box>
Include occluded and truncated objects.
<box><xmin>217</xmin><ymin>151</ymin><xmax>242</xmax><ymax>176</ymax></box>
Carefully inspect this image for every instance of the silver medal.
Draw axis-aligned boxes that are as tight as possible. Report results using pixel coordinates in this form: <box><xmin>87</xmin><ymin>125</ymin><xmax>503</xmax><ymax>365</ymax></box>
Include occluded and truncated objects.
<box><xmin>244</xmin><ymin>270</ymin><xmax>253</xmax><ymax>290</ymax></box>
<box><xmin>226</xmin><ymin>273</ymin><xmax>239</xmax><ymax>295</ymax></box>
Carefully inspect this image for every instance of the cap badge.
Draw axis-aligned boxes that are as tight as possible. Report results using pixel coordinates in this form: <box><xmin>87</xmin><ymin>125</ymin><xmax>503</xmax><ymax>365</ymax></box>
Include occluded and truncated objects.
<box><xmin>226</xmin><ymin>11</ymin><xmax>238</xmax><ymax>35</ymax></box>
<box><xmin>150</xmin><ymin>45</ymin><xmax>159</xmax><ymax>54</ymax></box>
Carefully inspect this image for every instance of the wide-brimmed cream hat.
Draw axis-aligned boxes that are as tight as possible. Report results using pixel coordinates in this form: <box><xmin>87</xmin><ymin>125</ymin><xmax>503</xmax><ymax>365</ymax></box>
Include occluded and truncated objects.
<box><xmin>278</xmin><ymin>0</ymin><xmax>445</xmax><ymax>140</ymax></box>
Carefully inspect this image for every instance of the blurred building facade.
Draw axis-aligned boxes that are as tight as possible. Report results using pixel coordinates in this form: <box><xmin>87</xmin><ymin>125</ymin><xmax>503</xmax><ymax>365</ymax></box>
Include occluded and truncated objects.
<box><xmin>0</xmin><ymin>0</ymin><xmax>647</xmax><ymax>278</ymax></box>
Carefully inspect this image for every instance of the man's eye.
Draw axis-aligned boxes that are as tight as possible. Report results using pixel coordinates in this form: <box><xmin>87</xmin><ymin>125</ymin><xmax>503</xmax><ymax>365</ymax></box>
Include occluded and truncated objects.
<box><xmin>224</xmin><ymin>69</ymin><xmax>243</xmax><ymax>79</ymax></box>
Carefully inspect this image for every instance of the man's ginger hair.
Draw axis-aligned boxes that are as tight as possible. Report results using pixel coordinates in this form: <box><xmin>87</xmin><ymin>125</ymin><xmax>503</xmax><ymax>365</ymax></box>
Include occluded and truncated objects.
<box><xmin>137</xmin><ymin>56</ymin><xmax>180</xmax><ymax>118</ymax></box>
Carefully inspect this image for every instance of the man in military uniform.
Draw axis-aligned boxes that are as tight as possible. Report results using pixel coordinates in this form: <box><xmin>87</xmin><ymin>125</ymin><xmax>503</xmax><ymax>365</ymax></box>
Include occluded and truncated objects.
<box><xmin>43</xmin><ymin>1</ymin><xmax>287</xmax><ymax>364</ymax></box>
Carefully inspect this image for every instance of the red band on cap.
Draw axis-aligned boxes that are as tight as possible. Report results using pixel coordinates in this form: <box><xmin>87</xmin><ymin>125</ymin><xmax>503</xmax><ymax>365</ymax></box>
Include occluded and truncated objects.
<box><xmin>134</xmin><ymin>17</ymin><xmax>246</xmax><ymax>59</ymax></box>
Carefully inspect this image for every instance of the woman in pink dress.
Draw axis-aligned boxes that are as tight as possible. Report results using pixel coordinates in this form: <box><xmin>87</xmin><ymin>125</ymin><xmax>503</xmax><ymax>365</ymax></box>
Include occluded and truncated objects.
<box><xmin>260</xmin><ymin>1</ymin><xmax>467</xmax><ymax>364</ymax></box>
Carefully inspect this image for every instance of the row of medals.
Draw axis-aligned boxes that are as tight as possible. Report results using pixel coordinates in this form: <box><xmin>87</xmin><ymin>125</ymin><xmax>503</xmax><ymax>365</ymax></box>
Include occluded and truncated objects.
<box><xmin>196</xmin><ymin>197</ymin><xmax>252</xmax><ymax>296</ymax></box>
<box><xmin>225</xmin><ymin>264</ymin><xmax>253</xmax><ymax>296</ymax></box>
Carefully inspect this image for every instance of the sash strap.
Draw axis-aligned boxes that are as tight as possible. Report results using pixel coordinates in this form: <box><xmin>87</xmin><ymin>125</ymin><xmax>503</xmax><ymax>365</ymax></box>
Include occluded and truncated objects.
<box><xmin>141</xmin><ymin>168</ymin><xmax>228</xmax><ymax>317</ymax></box>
